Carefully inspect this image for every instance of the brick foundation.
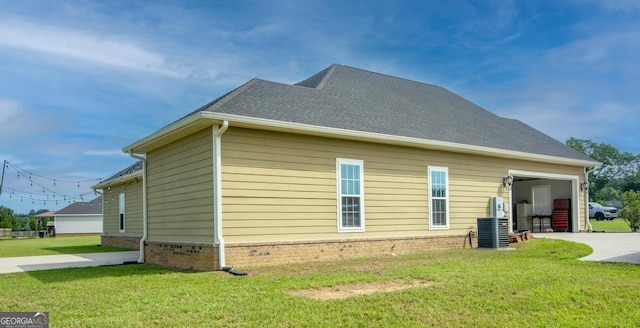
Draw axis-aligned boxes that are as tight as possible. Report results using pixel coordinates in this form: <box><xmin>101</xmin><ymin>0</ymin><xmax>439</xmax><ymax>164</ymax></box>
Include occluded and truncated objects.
<box><xmin>226</xmin><ymin>234</ymin><xmax>474</xmax><ymax>269</ymax></box>
<box><xmin>144</xmin><ymin>241</ymin><xmax>218</xmax><ymax>271</ymax></box>
<box><xmin>138</xmin><ymin>235</ymin><xmax>475</xmax><ymax>271</ymax></box>
<box><xmin>101</xmin><ymin>235</ymin><xmax>141</xmax><ymax>249</ymax></box>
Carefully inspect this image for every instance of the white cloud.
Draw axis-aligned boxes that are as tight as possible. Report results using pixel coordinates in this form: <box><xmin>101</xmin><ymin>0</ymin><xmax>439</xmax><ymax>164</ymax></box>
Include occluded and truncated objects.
<box><xmin>545</xmin><ymin>29</ymin><xmax>640</xmax><ymax>75</ymax></box>
<box><xmin>0</xmin><ymin>99</ymin><xmax>39</xmax><ymax>140</ymax></box>
<box><xmin>84</xmin><ymin>149</ymin><xmax>126</xmax><ymax>157</ymax></box>
<box><xmin>216</xmin><ymin>22</ymin><xmax>284</xmax><ymax>41</ymax></box>
<box><xmin>0</xmin><ymin>19</ymin><xmax>186</xmax><ymax>78</ymax></box>
<box><xmin>0</xmin><ymin>99</ymin><xmax>22</xmax><ymax>124</ymax></box>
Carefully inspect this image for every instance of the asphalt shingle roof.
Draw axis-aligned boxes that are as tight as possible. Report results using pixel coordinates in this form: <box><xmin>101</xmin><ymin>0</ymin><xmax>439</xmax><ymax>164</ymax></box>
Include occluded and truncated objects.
<box><xmin>55</xmin><ymin>196</ymin><xmax>102</xmax><ymax>215</ymax></box>
<box><xmin>198</xmin><ymin>64</ymin><xmax>592</xmax><ymax>162</ymax></box>
<box><xmin>99</xmin><ymin>161</ymin><xmax>143</xmax><ymax>186</ymax></box>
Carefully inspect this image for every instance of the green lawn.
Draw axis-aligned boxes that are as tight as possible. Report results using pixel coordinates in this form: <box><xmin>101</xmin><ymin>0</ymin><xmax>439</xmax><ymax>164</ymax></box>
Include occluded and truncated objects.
<box><xmin>2</xmin><ymin>239</ymin><xmax>640</xmax><ymax>327</ymax></box>
<box><xmin>0</xmin><ymin>236</ymin><xmax>131</xmax><ymax>258</ymax></box>
<box><xmin>590</xmin><ymin>218</ymin><xmax>631</xmax><ymax>232</ymax></box>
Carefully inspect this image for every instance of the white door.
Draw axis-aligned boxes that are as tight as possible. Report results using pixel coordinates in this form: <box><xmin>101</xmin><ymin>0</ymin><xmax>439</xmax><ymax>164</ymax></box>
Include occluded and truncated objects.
<box><xmin>532</xmin><ymin>185</ymin><xmax>552</xmax><ymax>216</ymax></box>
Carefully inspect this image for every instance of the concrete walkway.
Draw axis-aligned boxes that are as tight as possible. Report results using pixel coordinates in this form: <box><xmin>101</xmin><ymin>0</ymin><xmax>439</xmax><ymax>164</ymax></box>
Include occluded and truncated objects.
<box><xmin>540</xmin><ymin>232</ymin><xmax>640</xmax><ymax>264</ymax></box>
<box><xmin>0</xmin><ymin>251</ymin><xmax>139</xmax><ymax>274</ymax></box>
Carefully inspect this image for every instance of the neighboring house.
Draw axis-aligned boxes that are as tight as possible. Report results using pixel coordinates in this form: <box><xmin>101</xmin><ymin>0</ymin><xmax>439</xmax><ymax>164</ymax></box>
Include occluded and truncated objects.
<box><xmin>53</xmin><ymin>196</ymin><xmax>103</xmax><ymax>236</ymax></box>
<box><xmin>34</xmin><ymin>211</ymin><xmax>55</xmax><ymax>234</ymax></box>
<box><xmin>95</xmin><ymin>64</ymin><xmax>599</xmax><ymax>271</ymax></box>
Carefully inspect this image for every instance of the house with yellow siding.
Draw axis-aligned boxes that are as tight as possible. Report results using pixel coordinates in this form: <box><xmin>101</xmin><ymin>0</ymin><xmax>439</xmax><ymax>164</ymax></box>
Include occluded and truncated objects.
<box><xmin>93</xmin><ymin>161</ymin><xmax>143</xmax><ymax>250</ymax></box>
<box><xmin>93</xmin><ymin>64</ymin><xmax>598</xmax><ymax>271</ymax></box>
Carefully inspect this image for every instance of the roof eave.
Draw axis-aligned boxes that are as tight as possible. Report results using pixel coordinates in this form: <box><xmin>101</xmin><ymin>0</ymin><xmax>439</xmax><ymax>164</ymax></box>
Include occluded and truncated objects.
<box><xmin>92</xmin><ymin>170</ymin><xmax>143</xmax><ymax>189</ymax></box>
<box><xmin>54</xmin><ymin>213</ymin><xmax>102</xmax><ymax>217</ymax></box>
<box><xmin>120</xmin><ymin>110</ymin><xmax>599</xmax><ymax>168</ymax></box>
<box><xmin>122</xmin><ymin>111</ymin><xmax>215</xmax><ymax>154</ymax></box>
<box><xmin>201</xmin><ymin>112</ymin><xmax>601</xmax><ymax>167</ymax></box>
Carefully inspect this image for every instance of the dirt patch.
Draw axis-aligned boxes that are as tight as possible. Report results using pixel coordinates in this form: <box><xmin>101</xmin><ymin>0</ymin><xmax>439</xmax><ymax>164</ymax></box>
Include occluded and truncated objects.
<box><xmin>290</xmin><ymin>279</ymin><xmax>435</xmax><ymax>300</ymax></box>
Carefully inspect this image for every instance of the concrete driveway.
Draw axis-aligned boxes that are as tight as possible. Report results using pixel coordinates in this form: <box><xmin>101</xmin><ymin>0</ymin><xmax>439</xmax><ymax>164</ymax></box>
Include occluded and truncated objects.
<box><xmin>0</xmin><ymin>251</ymin><xmax>139</xmax><ymax>274</ymax></box>
<box><xmin>540</xmin><ymin>232</ymin><xmax>640</xmax><ymax>264</ymax></box>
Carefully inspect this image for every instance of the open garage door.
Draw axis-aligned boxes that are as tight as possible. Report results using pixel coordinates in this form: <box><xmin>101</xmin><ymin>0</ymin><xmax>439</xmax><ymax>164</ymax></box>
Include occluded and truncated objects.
<box><xmin>508</xmin><ymin>170</ymin><xmax>581</xmax><ymax>233</ymax></box>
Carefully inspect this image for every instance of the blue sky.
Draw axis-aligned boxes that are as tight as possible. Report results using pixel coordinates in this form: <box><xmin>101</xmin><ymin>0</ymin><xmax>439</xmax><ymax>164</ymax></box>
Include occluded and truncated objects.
<box><xmin>1</xmin><ymin>0</ymin><xmax>639</xmax><ymax>214</ymax></box>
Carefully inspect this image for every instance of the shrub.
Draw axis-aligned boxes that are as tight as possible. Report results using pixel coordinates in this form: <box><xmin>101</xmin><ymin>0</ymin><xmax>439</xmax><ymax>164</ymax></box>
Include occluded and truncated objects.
<box><xmin>621</xmin><ymin>190</ymin><xmax>640</xmax><ymax>232</ymax></box>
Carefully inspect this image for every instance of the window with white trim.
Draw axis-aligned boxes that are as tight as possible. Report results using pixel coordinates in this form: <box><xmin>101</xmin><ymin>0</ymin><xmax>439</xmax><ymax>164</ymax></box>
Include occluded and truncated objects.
<box><xmin>337</xmin><ymin>158</ymin><xmax>365</xmax><ymax>232</ymax></box>
<box><xmin>428</xmin><ymin>166</ymin><xmax>449</xmax><ymax>229</ymax></box>
<box><xmin>118</xmin><ymin>193</ymin><xmax>125</xmax><ymax>233</ymax></box>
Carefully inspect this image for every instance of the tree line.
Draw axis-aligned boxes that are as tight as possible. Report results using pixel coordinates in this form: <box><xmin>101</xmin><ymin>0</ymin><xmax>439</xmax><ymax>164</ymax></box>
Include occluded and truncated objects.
<box><xmin>0</xmin><ymin>207</ymin><xmax>51</xmax><ymax>231</ymax></box>
<box><xmin>566</xmin><ymin>138</ymin><xmax>640</xmax><ymax>204</ymax></box>
<box><xmin>567</xmin><ymin>138</ymin><xmax>640</xmax><ymax>231</ymax></box>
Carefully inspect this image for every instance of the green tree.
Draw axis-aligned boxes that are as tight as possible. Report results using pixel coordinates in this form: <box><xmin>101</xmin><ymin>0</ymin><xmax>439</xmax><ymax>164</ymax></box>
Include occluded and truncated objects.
<box><xmin>0</xmin><ymin>206</ymin><xmax>15</xmax><ymax>229</ymax></box>
<box><xmin>12</xmin><ymin>216</ymin><xmax>33</xmax><ymax>231</ymax></box>
<box><xmin>621</xmin><ymin>190</ymin><xmax>640</xmax><ymax>232</ymax></box>
<box><xmin>566</xmin><ymin>138</ymin><xmax>639</xmax><ymax>199</ymax></box>
<box><xmin>28</xmin><ymin>209</ymin><xmax>49</xmax><ymax>216</ymax></box>
<box><xmin>593</xmin><ymin>186</ymin><xmax>621</xmax><ymax>204</ymax></box>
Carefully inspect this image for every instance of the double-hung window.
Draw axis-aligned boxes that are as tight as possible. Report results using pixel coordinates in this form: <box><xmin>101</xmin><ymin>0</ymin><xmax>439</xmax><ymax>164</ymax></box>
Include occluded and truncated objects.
<box><xmin>428</xmin><ymin>166</ymin><xmax>449</xmax><ymax>229</ymax></box>
<box><xmin>118</xmin><ymin>193</ymin><xmax>126</xmax><ymax>233</ymax></box>
<box><xmin>337</xmin><ymin>158</ymin><xmax>364</xmax><ymax>232</ymax></box>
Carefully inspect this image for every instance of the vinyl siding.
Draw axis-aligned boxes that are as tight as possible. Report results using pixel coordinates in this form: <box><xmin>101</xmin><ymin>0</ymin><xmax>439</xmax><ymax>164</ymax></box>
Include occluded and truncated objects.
<box><xmin>102</xmin><ymin>182</ymin><xmax>143</xmax><ymax>237</ymax></box>
<box><xmin>146</xmin><ymin>127</ymin><xmax>214</xmax><ymax>243</ymax></box>
<box><xmin>56</xmin><ymin>215</ymin><xmax>102</xmax><ymax>234</ymax></box>
<box><xmin>221</xmin><ymin>127</ymin><xmax>586</xmax><ymax>243</ymax></box>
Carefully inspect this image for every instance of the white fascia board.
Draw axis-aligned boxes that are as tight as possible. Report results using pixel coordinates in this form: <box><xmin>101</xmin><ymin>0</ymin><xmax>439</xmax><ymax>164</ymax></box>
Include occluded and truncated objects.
<box><xmin>92</xmin><ymin>170</ymin><xmax>143</xmax><ymax>189</ymax></box>
<box><xmin>122</xmin><ymin>112</ymin><xmax>210</xmax><ymax>154</ymax></box>
<box><xmin>201</xmin><ymin>112</ymin><xmax>601</xmax><ymax>167</ymax></box>
<box><xmin>120</xmin><ymin>110</ymin><xmax>600</xmax><ymax>167</ymax></box>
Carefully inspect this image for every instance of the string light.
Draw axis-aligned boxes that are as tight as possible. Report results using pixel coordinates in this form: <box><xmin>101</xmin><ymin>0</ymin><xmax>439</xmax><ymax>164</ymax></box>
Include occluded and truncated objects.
<box><xmin>4</xmin><ymin>162</ymin><xmax>107</xmax><ymax>184</ymax></box>
<box><xmin>1</xmin><ymin>160</ymin><xmax>137</xmax><ymax>208</ymax></box>
<box><xmin>0</xmin><ymin>161</ymin><xmax>112</xmax><ymax>207</ymax></box>
<box><xmin>2</xmin><ymin>186</ymin><xmax>95</xmax><ymax>204</ymax></box>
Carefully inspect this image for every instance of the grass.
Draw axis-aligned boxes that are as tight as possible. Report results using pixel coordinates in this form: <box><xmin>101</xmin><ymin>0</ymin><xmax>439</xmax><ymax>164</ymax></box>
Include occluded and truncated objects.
<box><xmin>590</xmin><ymin>218</ymin><xmax>631</xmax><ymax>232</ymax></box>
<box><xmin>0</xmin><ymin>236</ymin><xmax>131</xmax><ymax>258</ymax></box>
<box><xmin>2</xmin><ymin>239</ymin><xmax>640</xmax><ymax>327</ymax></box>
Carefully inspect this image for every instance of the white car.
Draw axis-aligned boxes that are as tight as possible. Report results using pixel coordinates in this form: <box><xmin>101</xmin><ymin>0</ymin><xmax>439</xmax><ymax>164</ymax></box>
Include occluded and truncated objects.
<box><xmin>588</xmin><ymin>202</ymin><xmax>616</xmax><ymax>221</ymax></box>
<box><xmin>604</xmin><ymin>206</ymin><xmax>619</xmax><ymax>219</ymax></box>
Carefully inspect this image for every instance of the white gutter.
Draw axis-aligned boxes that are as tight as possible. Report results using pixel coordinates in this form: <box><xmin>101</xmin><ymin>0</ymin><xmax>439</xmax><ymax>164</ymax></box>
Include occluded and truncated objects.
<box><xmin>123</xmin><ymin>111</ymin><xmax>600</xmax><ymax>168</ymax></box>
<box><xmin>92</xmin><ymin>171</ymin><xmax>142</xmax><ymax>189</ymax></box>
<box><xmin>201</xmin><ymin>112</ymin><xmax>601</xmax><ymax>168</ymax></box>
<box><xmin>584</xmin><ymin>166</ymin><xmax>597</xmax><ymax>232</ymax></box>
<box><xmin>213</xmin><ymin>121</ymin><xmax>229</xmax><ymax>269</ymax></box>
<box><xmin>128</xmin><ymin>151</ymin><xmax>147</xmax><ymax>263</ymax></box>
<box><xmin>123</xmin><ymin>112</ymin><xmax>208</xmax><ymax>153</ymax></box>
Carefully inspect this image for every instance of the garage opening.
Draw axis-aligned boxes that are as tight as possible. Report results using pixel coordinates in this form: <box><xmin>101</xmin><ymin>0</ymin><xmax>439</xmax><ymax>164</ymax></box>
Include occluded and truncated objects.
<box><xmin>508</xmin><ymin>170</ymin><xmax>580</xmax><ymax>233</ymax></box>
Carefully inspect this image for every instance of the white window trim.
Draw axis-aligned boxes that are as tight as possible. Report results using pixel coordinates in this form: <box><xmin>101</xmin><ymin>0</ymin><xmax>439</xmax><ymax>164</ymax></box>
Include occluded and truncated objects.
<box><xmin>428</xmin><ymin>166</ymin><xmax>450</xmax><ymax>230</ymax></box>
<box><xmin>336</xmin><ymin>158</ymin><xmax>365</xmax><ymax>232</ymax></box>
<box><xmin>118</xmin><ymin>193</ymin><xmax>126</xmax><ymax>233</ymax></box>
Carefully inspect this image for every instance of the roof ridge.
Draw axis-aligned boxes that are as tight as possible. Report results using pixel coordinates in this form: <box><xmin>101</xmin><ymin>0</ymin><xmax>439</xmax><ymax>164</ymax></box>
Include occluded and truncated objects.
<box><xmin>201</xmin><ymin>78</ymin><xmax>261</xmax><ymax>112</ymax></box>
<box><xmin>315</xmin><ymin>64</ymin><xmax>338</xmax><ymax>89</ymax></box>
<box><xmin>338</xmin><ymin>64</ymin><xmax>444</xmax><ymax>90</ymax></box>
<box><xmin>294</xmin><ymin>64</ymin><xmax>339</xmax><ymax>89</ymax></box>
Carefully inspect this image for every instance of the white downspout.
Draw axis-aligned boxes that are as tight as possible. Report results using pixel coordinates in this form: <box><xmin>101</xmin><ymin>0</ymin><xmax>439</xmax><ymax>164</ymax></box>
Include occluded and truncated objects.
<box><xmin>213</xmin><ymin>121</ymin><xmax>229</xmax><ymax>269</ymax></box>
<box><xmin>584</xmin><ymin>167</ymin><xmax>596</xmax><ymax>232</ymax></box>
<box><xmin>129</xmin><ymin>152</ymin><xmax>147</xmax><ymax>263</ymax></box>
